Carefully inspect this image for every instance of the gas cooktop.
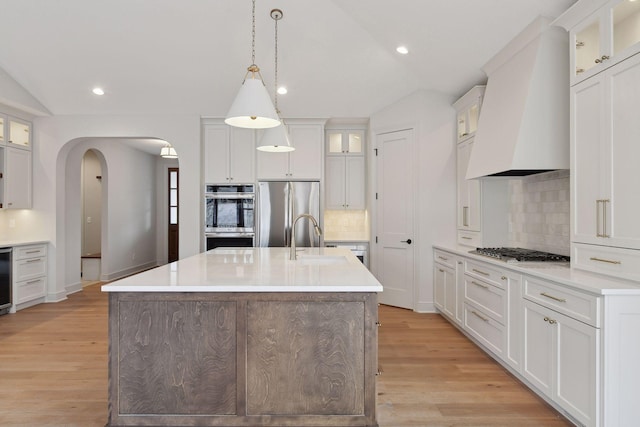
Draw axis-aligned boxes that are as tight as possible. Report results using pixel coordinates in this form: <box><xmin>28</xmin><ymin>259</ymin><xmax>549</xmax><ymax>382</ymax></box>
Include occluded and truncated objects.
<box><xmin>470</xmin><ymin>247</ymin><xmax>570</xmax><ymax>263</ymax></box>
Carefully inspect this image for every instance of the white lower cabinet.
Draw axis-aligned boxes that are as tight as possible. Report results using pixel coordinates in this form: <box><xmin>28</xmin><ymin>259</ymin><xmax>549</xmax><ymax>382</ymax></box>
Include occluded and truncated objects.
<box><xmin>433</xmin><ymin>259</ymin><xmax>456</xmax><ymax>320</ymax></box>
<box><xmin>12</xmin><ymin>244</ymin><xmax>47</xmax><ymax>311</ymax></box>
<box><xmin>523</xmin><ymin>299</ymin><xmax>599</xmax><ymax>427</ymax></box>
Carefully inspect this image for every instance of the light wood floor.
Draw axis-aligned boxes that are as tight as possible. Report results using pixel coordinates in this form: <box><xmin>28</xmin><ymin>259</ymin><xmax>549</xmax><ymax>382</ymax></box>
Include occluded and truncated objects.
<box><xmin>0</xmin><ymin>285</ymin><xmax>572</xmax><ymax>426</ymax></box>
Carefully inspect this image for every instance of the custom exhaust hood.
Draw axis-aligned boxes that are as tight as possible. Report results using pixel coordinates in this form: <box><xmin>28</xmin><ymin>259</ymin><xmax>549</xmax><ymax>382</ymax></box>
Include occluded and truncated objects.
<box><xmin>466</xmin><ymin>17</ymin><xmax>569</xmax><ymax>179</ymax></box>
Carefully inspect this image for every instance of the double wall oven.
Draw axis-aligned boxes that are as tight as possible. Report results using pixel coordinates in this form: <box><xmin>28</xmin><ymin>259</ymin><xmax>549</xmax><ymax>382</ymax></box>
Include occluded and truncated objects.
<box><xmin>205</xmin><ymin>184</ymin><xmax>255</xmax><ymax>250</ymax></box>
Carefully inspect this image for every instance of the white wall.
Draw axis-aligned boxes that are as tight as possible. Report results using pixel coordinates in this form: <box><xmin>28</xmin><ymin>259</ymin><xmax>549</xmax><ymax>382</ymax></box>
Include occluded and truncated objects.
<box><xmin>369</xmin><ymin>90</ymin><xmax>457</xmax><ymax>312</ymax></box>
<box><xmin>27</xmin><ymin>114</ymin><xmax>200</xmax><ymax>302</ymax></box>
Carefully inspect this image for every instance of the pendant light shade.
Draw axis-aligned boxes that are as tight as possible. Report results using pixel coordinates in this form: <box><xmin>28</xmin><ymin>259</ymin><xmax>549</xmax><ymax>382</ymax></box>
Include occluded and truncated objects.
<box><xmin>225</xmin><ymin>0</ymin><xmax>280</xmax><ymax>129</ymax></box>
<box><xmin>160</xmin><ymin>144</ymin><xmax>178</xmax><ymax>158</ymax></box>
<box><xmin>257</xmin><ymin>124</ymin><xmax>294</xmax><ymax>152</ymax></box>
<box><xmin>225</xmin><ymin>74</ymin><xmax>281</xmax><ymax>129</ymax></box>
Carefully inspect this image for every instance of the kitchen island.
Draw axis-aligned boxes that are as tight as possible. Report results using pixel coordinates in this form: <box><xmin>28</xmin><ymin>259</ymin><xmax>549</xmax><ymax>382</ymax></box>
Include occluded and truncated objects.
<box><xmin>101</xmin><ymin>247</ymin><xmax>382</xmax><ymax>427</ymax></box>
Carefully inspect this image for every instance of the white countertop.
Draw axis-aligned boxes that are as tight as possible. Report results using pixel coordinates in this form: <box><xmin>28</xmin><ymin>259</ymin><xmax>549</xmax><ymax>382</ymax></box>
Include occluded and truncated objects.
<box><xmin>435</xmin><ymin>244</ymin><xmax>640</xmax><ymax>296</ymax></box>
<box><xmin>102</xmin><ymin>247</ymin><xmax>383</xmax><ymax>293</ymax></box>
<box><xmin>0</xmin><ymin>240</ymin><xmax>48</xmax><ymax>248</ymax></box>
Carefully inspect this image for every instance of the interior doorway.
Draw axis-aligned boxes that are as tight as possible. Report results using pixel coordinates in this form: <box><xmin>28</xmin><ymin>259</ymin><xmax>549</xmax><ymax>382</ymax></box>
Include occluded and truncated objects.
<box><xmin>80</xmin><ymin>149</ymin><xmax>104</xmax><ymax>284</ymax></box>
<box><xmin>168</xmin><ymin>168</ymin><xmax>179</xmax><ymax>262</ymax></box>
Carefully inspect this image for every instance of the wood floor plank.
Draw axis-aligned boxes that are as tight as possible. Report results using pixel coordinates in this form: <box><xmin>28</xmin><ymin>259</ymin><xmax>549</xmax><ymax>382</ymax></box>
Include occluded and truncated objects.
<box><xmin>0</xmin><ymin>285</ymin><xmax>573</xmax><ymax>426</ymax></box>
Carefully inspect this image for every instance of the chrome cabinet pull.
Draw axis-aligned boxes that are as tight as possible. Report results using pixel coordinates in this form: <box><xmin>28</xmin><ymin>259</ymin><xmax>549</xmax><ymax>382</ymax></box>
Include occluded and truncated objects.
<box><xmin>462</xmin><ymin>206</ymin><xmax>469</xmax><ymax>227</ymax></box>
<box><xmin>594</xmin><ymin>55</ymin><xmax>610</xmax><ymax>63</ymax></box>
<box><xmin>472</xmin><ymin>268</ymin><xmax>490</xmax><ymax>277</ymax></box>
<box><xmin>438</xmin><ymin>256</ymin><xmax>448</xmax><ymax>261</ymax></box>
<box><xmin>461</xmin><ymin>236</ymin><xmax>472</xmax><ymax>240</ymax></box>
<box><xmin>438</xmin><ymin>269</ymin><xmax>444</xmax><ymax>273</ymax></box>
<box><xmin>543</xmin><ymin>316</ymin><xmax>557</xmax><ymax>325</ymax></box>
<box><xmin>25</xmin><ymin>279</ymin><xmax>41</xmax><ymax>285</ymax></box>
<box><xmin>471</xmin><ymin>281</ymin><xmax>489</xmax><ymax>289</ymax></box>
<box><xmin>540</xmin><ymin>292</ymin><xmax>566</xmax><ymax>303</ymax></box>
<box><xmin>25</xmin><ymin>250</ymin><xmax>40</xmax><ymax>254</ymax></box>
<box><xmin>471</xmin><ymin>310</ymin><xmax>489</xmax><ymax>322</ymax></box>
<box><xmin>501</xmin><ymin>276</ymin><xmax>507</xmax><ymax>280</ymax></box>
<box><xmin>25</xmin><ymin>259</ymin><xmax>42</xmax><ymax>264</ymax></box>
<box><xmin>596</xmin><ymin>199</ymin><xmax>602</xmax><ymax>237</ymax></box>
<box><xmin>375</xmin><ymin>321</ymin><xmax>382</xmax><ymax>327</ymax></box>
<box><xmin>602</xmin><ymin>199</ymin><xmax>610</xmax><ymax>238</ymax></box>
<box><xmin>590</xmin><ymin>257</ymin><xmax>621</xmax><ymax>265</ymax></box>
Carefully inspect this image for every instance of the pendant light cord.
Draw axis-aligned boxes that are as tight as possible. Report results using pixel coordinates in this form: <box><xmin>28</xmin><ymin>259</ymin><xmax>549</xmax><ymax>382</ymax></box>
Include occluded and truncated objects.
<box><xmin>251</xmin><ymin>0</ymin><xmax>256</xmax><ymax>66</ymax></box>
<box><xmin>274</xmin><ymin>12</ymin><xmax>279</xmax><ymax>113</ymax></box>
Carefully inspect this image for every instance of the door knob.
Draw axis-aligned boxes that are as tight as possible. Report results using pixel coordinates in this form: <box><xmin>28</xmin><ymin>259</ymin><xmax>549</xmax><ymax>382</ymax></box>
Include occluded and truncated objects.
<box><xmin>401</xmin><ymin>239</ymin><xmax>412</xmax><ymax>244</ymax></box>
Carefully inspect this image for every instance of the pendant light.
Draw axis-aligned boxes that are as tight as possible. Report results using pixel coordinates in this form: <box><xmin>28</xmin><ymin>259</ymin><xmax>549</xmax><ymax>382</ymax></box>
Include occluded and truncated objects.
<box><xmin>160</xmin><ymin>143</ymin><xmax>178</xmax><ymax>158</ymax></box>
<box><xmin>257</xmin><ymin>9</ymin><xmax>295</xmax><ymax>152</ymax></box>
<box><xmin>225</xmin><ymin>0</ymin><xmax>280</xmax><ymax>129</ymax></box>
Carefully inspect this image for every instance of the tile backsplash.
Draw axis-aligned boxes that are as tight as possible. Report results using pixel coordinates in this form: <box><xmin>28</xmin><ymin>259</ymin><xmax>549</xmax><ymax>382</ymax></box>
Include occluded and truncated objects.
<box><xmin>508</xmin><ymin>170</ymin><xmax>570</xmax><ymax>256</ymax></box>
<box><xmin>323</xmin><ymin>210</ymin><xmax>369</xmax><ymax>241</ymax></box>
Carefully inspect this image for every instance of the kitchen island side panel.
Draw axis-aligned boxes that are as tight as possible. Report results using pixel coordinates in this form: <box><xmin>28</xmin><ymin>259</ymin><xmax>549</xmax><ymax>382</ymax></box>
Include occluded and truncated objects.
<box><xmin>107</xmin><ymin>292</ymin><xmax>378</xmax><ymax>427</ymax></box>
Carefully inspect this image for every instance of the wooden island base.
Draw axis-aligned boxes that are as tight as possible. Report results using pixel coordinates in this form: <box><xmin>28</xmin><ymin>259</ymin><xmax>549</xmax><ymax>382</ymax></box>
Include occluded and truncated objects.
<box><xmin>107</xmin><ymin>291</ymin><xmax>378</xmax><ymax>427</ymax></box>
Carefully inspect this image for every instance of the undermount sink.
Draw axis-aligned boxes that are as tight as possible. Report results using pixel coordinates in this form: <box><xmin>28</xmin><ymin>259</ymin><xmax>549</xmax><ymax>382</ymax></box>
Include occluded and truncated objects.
<box><xmin>297</xmin><ymin>255</ymin><xmax>349</xmax><ymax>265</ymax></box>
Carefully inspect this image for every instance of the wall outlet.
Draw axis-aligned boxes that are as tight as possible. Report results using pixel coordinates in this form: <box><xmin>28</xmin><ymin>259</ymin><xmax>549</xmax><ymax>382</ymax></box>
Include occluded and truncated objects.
<box><xmin>87</xmin><ymin>216</ymin><xmax>92</xmax><ymax>223</ymax></box>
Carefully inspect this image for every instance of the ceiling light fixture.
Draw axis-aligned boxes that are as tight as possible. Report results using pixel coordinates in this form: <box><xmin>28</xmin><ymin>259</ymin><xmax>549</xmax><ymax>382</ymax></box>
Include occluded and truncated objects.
<box><xmin>160</xmin><ymin>143</ymin><xmax>178</xmax><ymax>159</ymax></box>
<box><xmin>277</xmin><ymin>86</ymin><xmax>288</xmax><ymax>95</ymax></box>
<box><xmin>92</xmin><ymin>87</ymin><xmax>105</xmax><ymax>95</ymax></box>
<box><xmin>257</xmin><ymin>8</ymin><xmax>295</xmax><ymax>152</ymax></box>
<box><xmin>225</xmin><ymin>0</ymin><xmax>280</xmax><ymax>129</ymax></box>
<box><xmin>396</xmin><ymin>46</ymin><xmax>409</xmax><ymax>55</ymax></box>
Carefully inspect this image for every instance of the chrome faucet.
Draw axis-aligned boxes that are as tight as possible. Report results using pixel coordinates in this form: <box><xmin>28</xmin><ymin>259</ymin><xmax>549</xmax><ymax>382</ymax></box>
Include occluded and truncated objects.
<box><xmin>290</xmin><ymin>214</ymin><xmax>323</xmax><ymax>260</ymax></box>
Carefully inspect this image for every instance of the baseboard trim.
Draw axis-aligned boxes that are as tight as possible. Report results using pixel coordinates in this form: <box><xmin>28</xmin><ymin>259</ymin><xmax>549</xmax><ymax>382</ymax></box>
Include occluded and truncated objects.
<box><xmin>66</xmin><ymin>281</ymin><xmax>82</xmax><ymax>295</ymax></box>
<box><xmin>101</xmin><ymin>261</ymin><xmax>158</xmax><ymax>282</ymax></box>
<box><xmin>46</xmin><ymin>289</ymin><xmax>68</xmax><ymax>303</ymax></box>
<box><xmin>414</xmin><ymin>301</ymin><xmax>436</xmax><ymax>313</ymax></box>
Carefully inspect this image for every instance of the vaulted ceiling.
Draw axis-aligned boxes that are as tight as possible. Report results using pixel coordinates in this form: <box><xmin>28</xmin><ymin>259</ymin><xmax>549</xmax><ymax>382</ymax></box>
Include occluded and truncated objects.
<box><xmin>0</xmin><ymin>0</ymin><xmax>576</xmax><ymax>119</ymax></box>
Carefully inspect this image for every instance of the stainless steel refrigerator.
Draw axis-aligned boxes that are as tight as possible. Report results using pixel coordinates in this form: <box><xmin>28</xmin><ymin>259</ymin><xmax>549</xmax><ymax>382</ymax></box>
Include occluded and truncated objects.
<box><xmin>257</xmin><ymin>181</ymin><xmax>321</xmax><ymax>247</ymax></box>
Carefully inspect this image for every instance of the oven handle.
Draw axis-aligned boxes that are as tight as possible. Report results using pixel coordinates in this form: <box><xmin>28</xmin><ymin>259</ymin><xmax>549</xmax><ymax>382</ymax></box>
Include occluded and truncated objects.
<box><xmin>205</xmin><ymin>193</ymin><xmax>255</xmax><ymax>200</ymax></box>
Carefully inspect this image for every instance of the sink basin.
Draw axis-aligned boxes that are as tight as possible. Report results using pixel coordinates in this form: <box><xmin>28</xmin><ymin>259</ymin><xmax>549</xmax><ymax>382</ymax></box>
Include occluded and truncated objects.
<box><xmin>297</xmin><ymin>255</ymin><xmax>349</xmax><ymax>265</ymax></box>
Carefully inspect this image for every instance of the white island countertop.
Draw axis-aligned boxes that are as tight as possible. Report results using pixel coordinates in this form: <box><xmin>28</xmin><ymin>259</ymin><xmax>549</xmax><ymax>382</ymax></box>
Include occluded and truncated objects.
<box><xmin>102</xmin><ymin>247</ymin><xmax>383</xmax><ymax>293</ymax></box>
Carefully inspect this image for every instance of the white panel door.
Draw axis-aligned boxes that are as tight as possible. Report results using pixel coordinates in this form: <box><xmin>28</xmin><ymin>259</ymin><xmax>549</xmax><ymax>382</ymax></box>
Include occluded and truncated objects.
<box><xmin>522</xmin><ymin>300</ymin><xmax>554</xmax><ymax>399</ymax></box>
<box><xmin>376</xmin><ymin>129</ymin><xmax>414</xmax><ymax>309</ymax></box>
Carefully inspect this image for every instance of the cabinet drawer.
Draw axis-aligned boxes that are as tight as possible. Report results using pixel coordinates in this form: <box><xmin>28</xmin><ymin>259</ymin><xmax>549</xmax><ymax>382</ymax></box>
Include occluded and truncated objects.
<box><xmin>464</xmin><ymin>276</ymin><xmax>506</xmax><ymax>324</ymax></box>
<box><xmin>464</xmin><ymin>302</ymin><xmax>505</xmax><ymax>357</ymax></box>
<box><xmin>523</xmin><ymin>276</ymin><xmax>600</xmax><ymax>327</ymax></box>
<box><xmin>573</xmin><ymin>243</ymin><xmax>640</xmax><ymax>282</ymax></box>
<box><xmin>15</xmin><ymin>244</ymin><xmax>46</xmax><ymax>260</ymax></box>
<box><xmin>15</xmin><ymin>257</ymin><xmax>46</xmax><ymax>282</ymax></box>
<box><xmin>457</xmin><ymin>230</ymin><xmax>481</xmax><ymax>247</ymax></box>
<box><xmin>465</xmin><ymin>260</ymin><xmax>508</xmax><ymax>290</ymax></box>
<box><xmin>434</xmin><ymin>250</ymin><xmax>456</xmax><ymax>269</ymax></box>
<box><xmin>16</xmin><ymin>277</ymin><xmax>46</xmax><ymax>305</ymax></box>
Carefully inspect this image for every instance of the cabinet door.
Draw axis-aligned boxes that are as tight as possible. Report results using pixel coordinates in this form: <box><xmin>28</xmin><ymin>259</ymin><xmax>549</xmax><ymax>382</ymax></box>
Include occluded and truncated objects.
<box><xmin>288</xmin><ymin>124</ymin><xmax>322</xmax><ymax>179</ymax></box>
<box><xmin>7</xmin><ymin>117</ymin><xmax>31</xmax><ymax>149</ymax></box>
<box><xmin>442</xmin><ymin>265</ymin><xmax>456</xmax><ymax>319</ymax></box>
<box><xmin>229</xmin><ymin>127</ymin><xmax>255</xmax><ymax>183</ymax></box>
<box><xmin>608</xmin><ymin>53</ymin><xmax>640</xmax><ymax>249</ymax></box>
<box><xmin>457</xmin><ymin>140</ymin><xmax>480</xmax><ymax>231</ymax></box>
<box><xmin>572</xmin><ymin>75</ymin><xmax>605</xmax><ymax>245</ymax></box>
<box><xmin>345</xmin><ymin>156</ymin><xmax>365</xmax><ymax>209</ymax></box>
<box><xmin>325</xmin><ymin>157</ymin><xmax>346</xmax><ymax>209</ymax></box>
<box><xmin>0</xmin><ymin>114</ymin><xmax>5</xmax><ymax>144</ymax></box>
<box><xmin>555</xmin><ymin>309</ymin><xmax>599</xmax><ymax>427</ymax></box>
<box><xmin>5</xmin><ymin>147</ymin><xmax>32</xmax><ymax>209</ymax></box>
<box><xmin>433</xmin><ymin>265</ymin><xmax>446</xmax><ymax>311</ymax></box>
<box><xmin>256</xmin><ymin>150</ymin><xmax>289</xmax><ymax>180</ymax></box>
<box><xmin>522</xmin><ymin>300</ymin><xmax>555</xmax><ymax>399</ymax></box>
<box><xmin>203</xmin><ymin>125</ymin><xmax>230</xmax><ymax>183</ymax></box>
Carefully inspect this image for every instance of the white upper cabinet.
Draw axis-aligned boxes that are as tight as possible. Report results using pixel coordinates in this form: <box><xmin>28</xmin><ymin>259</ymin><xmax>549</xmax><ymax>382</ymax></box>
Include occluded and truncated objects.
<box><xmin>326</xmin><ymin>130</ymin><xmax>364</xmax><ymax>155</ymax></box>
<box><xmin>325</xmin><ymin>129</ymin><xmax>366</xmax><ymax>210</ymax></box>
<box><xmin>559</xmin><ymin>0</ymin><xmax>640</xmax><ymax>280</ymax></box>
<box><xmin>456</xmin><ymin>139</ymin><xmax>481</xmax><ymax>233</ymax></box>
<box><xmin>256</xmin><ymin>121</ymin><xmax>324</xmax><ymax>180</ymax></box>
<box><xmin>0</xmin><ymin>114</ymin><xmax>5</xmax><ymax>145</ymax></box>
<box><xmin>203</xmin><ymin>122</ymin><xmax>255</xmax><ymax>184</ymax></box>
<box><xmin>453</xmin><ymin>86</ymin><xmax>484</xmax><ymax>143</ymax></box>
<box><xmin>1</xmin><ymin>147</ymin><xmax>32</xmax><ymax>209</ymax></box>
<box><xmin>556</xmin><ymin>0</ymin><xmax>640</xmax><ymax>85</ymax></box>
<box><xmin>7</xmin><ymin>116</ymin><xmax>31</xmax><ymax>150</ymax></box>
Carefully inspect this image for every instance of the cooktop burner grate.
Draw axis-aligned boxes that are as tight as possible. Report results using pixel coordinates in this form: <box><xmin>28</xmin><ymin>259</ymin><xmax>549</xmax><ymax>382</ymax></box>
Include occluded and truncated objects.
<box><xmin>470</xmin><ymin>247</ymin><xmax>570</xmax><ymax>262</ymax></box>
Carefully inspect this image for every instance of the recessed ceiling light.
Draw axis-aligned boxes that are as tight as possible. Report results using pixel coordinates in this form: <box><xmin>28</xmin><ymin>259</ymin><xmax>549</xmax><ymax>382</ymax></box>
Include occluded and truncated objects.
<box><xmin>277</xmin><ymin>86</ymin><xmax>288</xmax><ymax>95</ymax></box>
<box><xmin>92</xmin><ymin>87</ymin><xmax>105</xmax><ymax>95</ymax></box>
<box><xmin>396</xmin><ymin>46</ymin><xmax>409</xmax><ymax>55</ymax></box>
